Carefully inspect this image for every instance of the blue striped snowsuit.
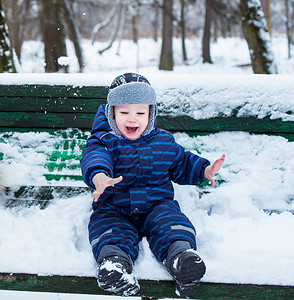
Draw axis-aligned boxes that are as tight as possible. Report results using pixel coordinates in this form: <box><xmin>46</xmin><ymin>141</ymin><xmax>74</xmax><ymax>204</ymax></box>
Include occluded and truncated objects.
<box><xmin>81</xmin><ymin>104</ymin><xmax>210</xmax><ymax>263</ymax></box>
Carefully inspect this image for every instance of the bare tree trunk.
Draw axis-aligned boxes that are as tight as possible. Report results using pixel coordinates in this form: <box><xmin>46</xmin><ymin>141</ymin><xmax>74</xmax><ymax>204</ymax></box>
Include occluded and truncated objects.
<box><xmin>180</xmin><ymin>0</ymin><xmax>188</xmax><ymax>61</ymax></box>
<box><xmin>159</xmin><ymin>0</ymin><xmax>174</xmax><ymax>70</ymax></box>
<box><xmin>285</xmin><ymin>0</ymin><xmax>292</xmax><ymax>58</ymax></box>
<box><xmin>11</xmin><ymin>0</ymin><xmax>30</xmax><ymax>62</ymax></box>
<box><xmin>63</xmin><ymin>0</ymin><xmax>84</xmax><ymax>72</ymax></box>
<box><xmin>41</xmin><ymin>0</ymin><xmax>68</xmax><ymax>73</ymax></box>
<box><xmin>202</xmin><ymin>0</ymin><xmax>213</xmax><ymax>63</ymax></box>
<box><xmin>0</xmin><ymin>0</ymin><xmax>16</xmax><ymax>72</ymax></box>
<box><xmin>116</xmin><ymin>4</ymin><xmax>127</xmax><ymax>55</ymax></box>
<box><xmin>132</xmin><ymin>15</ymin><xmax>138</xmax><ymax>44</ymax></box>
<box><xmin>291</xmin><ymin>1</ymin><xmax>294</xmax><ymax>51</ymax></box>
<box><xmin>212</xmin><ymin>11</ymin><xmax>218</xmax><ymax>41</ymax></box>
<box><xmin>240</xmin><ymin>0</ymin><xmax>277</xmax><ymax>74</ymax></box>
<box><xmin>11</xmin><ymin>0</ymin><xmax>21</xmax><ymax>60</ymax></box>
<box><xmin>260</xmin><ymin>0</ymin><xmax>271</xmax><ymax>35</ymax></box>
<box><xmin>153</xmin><ymin>3</ymin><xmax>159</xmax><ymax>42</ymax></box>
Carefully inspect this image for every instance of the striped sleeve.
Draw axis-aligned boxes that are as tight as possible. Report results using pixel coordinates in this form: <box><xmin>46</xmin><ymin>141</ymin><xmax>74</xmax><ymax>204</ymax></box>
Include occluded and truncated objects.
<box><xmin>169</xmin><ymin>142</ymin><xmax>210</xmax><ymax>186</ymax></box>
<box><xmin>80</xmin><ymin>134</ymin><xmax>113</xmax><ymax>190</ymax></box>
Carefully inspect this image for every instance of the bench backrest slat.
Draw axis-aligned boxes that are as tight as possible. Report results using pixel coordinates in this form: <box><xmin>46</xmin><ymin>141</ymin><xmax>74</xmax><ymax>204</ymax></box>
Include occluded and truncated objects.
<box><xmin>0</xmin><ymin>84</ymin><xmax>109</xmax><ymax>98</ymax></box>
<box><xmin>1</xmin><ymin>84</ymin><xmax>294</xmax><ymax>135</ymax></box>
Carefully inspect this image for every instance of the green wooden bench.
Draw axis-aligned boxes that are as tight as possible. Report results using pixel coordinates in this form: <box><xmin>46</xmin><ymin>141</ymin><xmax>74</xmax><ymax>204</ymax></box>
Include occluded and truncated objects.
<box><xmin>1</xmin><ymin>82</ymin><xmax>294</xmax><ymax>299</ymax></box>
<box><xmin>1</xmin><ymin>83</ymin><xmax>294</xmax><ymax>205</ymax></box>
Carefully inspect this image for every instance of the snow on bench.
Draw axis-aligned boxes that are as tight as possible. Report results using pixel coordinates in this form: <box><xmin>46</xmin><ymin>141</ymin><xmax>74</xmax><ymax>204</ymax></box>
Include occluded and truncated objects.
<box><xmin>0</xmin><ymin>74</ymin><xmax>294</xmax><ymax>296</ymax></box>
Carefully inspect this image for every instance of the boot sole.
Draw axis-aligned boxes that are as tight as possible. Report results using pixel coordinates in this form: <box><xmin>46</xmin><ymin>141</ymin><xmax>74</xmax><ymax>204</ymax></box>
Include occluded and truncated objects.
<box><xmin>172</xmin><ymin>251</ymin><xmax>206</xmax><ymax>297</ymax></box>
<box><xmin>98</xmin><ymin>262</ymin><xmax>140</xmax><ymax>296</ymax></box>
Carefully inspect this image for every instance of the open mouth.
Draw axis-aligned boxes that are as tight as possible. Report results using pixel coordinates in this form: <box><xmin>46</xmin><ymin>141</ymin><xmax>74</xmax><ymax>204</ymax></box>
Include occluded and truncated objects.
<box><xmin>126</xmin><ymin>126</ymin><xmax>138</xmax><ymax>133</ymax></box>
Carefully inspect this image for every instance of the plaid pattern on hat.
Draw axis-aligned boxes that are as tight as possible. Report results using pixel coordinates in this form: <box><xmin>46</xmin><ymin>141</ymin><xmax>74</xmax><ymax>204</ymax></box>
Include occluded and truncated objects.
<box><xmin>109</xmin><ymin>73</ymin><xmax>151</xmax><ymax>90</ymax></box>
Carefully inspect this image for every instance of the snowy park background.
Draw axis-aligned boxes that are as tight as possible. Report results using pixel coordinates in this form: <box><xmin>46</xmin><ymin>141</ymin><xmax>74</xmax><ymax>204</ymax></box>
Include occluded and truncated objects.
<box><xmin>1</xmin><ymin>35</ymin><xmax>294</xmax><ymax>290</ymax></box>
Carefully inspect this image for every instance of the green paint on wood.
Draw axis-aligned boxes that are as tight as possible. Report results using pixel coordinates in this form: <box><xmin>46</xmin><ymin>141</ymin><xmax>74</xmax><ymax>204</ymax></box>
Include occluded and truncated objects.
<box><xmin>157</xmin><ymin>115</ymin><xmax>294</xmax><ymax>134</ymax></box>
<box><xmin>1</xmin><ymin>84</ymin><xmax>294</xmax><ymax>134</ymax></box>
<box><xmin>0</xmin><ymin>112</ymin><xmax>96</xmax><ymax>129</ymax></box>
<box><xmin>1</xmin><ymin>112</ymin><xmax>294</xmax><ymax>134</ymax></box>
<box><xmin>45</xmin><ymin>162</ymin><xmax>81</xmax><ymax>172</ymax></box>
<box><xmin>0</xmin><ymin>85</ymin><xmax>109</xmax><ymax>98</ymax></box>
<box><xmin>0</xmin><ymin>273</ymin><xmax>293</xmax><ymax>299</ymax></box>
<box><xmin>0</xmin><ymin>96</ymin><xmax>104</xmax><ymax>113</ymax></box>
<box><xmin>3</xmin><ymin>186</ymin><xmax>90</xmax><ymax>209</ymax></box>
<box><xmin>43</xmin><ymin>174</ymin><xmax>83</xmax><ymax>181</ymax></box>
<box><xmin>48</xmin><ymin>150</ymin><xmax>83</xmax><ymax>162</ymax></box>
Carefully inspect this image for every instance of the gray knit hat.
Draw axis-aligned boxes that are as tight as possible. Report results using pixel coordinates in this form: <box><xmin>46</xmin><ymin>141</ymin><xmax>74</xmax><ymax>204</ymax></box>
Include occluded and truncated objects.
<box><xmin>106</xmin><ymin>73</ymin><xmax>157</xmax><ymax>138</ymax></box>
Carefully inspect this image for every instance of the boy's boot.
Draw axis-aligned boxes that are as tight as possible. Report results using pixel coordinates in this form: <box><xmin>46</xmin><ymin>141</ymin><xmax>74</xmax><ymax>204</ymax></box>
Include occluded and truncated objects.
<box><xmin>97</xmin><ymin>245</ymin><xmax>140</xmax><ymax>296</ymax></box>
<box><xmin>165</xmin><ymin>241</ymin><xmax>206</xmax><ymax>297</ymax></box>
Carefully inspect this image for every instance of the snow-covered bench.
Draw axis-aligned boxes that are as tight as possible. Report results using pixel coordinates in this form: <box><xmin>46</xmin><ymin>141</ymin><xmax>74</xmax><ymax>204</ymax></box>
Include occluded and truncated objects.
<box><xmin>1</xmin><ymin>74</ymin><xmax>294</xmax><ymax>203</ymax></box>
<box><xmin>0</xmin><ymin>74</ymin><xmax>294</xmax><ymax>299</ymax></box>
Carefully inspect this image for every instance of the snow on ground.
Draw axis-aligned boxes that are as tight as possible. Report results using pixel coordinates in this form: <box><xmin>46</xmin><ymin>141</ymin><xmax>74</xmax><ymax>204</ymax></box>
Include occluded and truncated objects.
<box><xmin>18</xmin><ymin>35</ymin><xmax>294</xmax><ymax>75</ymax></box>
<box><xmin>0</xmin><ymin>35</ymin><xmax>294</xmax><ymax>289</ymax></box>
<box><xmin>0</xmin><ymin>290</ymin><xmax>140</xmax><ymax>300</ymax></box>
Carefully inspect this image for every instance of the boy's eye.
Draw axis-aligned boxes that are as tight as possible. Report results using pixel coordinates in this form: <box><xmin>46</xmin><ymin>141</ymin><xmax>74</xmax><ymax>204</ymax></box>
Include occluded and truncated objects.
<box><xmin>137</xmin><ymin>112</ymin><xmax>146</xmax><ymax>115</ymax></box>
<box><xmin>120</xmin><ymin>111</ymin><xmax>129</xmax><ymax>115</ymax></box>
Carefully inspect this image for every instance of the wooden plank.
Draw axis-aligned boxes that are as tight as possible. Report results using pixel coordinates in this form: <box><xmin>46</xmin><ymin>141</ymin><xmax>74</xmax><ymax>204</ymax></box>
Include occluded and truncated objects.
<box><xmin>0</xmin><ymin>273</ymin><xmax>293</xmax><ymax>299</ymax></box>
<box><xmin>0</xmin><ymin>127</ymin><xmax>68</xmax><ymax>134</ymax></box>
<box><xmin>0</xmin><ymin>96</ymin><xmax>104</xmax><ymax>113</ymax></box>
<box><xmin>0</xmin><ymin>112</ymin><xmax>96</xmax><ymax>129</ymax></box>
<box><xmin>158</xmin><ymin>116</ymin><xmax>294</xmax><ymax>134</ymax></box>
<box><xmin>2</xmin><ymin>186</ymin><xmax>90</xmax><ymax>209</ymax></box>
<box><xmin>1</xmin><ymin>112</ymin><xmax>294</xmax><ymax>134</ymax></box>
<box><xmin>43</xmin><ymin>174</ymin><xmax>83</xmax><ymax>181</ymax></box>
<box><xmin>0</xmin><ymin>85</ymin><xmax>109</xmax><ymax>98</ymax></box>
<box><xmin>1</xmin><ymin>84</ymin><xmax>293</xmax><ymax>134</ymax></box>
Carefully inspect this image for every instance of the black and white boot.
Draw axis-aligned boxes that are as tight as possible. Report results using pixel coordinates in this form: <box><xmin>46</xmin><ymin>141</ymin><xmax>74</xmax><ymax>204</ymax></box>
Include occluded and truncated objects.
<box><xmin>97</xmin><ymin>255</ymin><xmax>140</xmax><ymax>296</ymax></box>
<box><xmin>165</xmin><ymin>242</ymin><xmax>206</xmax><ymax>297</ymax></box>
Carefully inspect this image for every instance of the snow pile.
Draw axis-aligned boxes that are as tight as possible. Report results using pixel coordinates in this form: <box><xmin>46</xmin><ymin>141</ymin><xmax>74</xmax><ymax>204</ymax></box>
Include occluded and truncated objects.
<box><xmin>0</xmin><ymin>130</ymin><xmax>82</xmax><ymax>187</ymax></box>
<box><xmin>174</xmin><ymin>132</ymin><xmax>294</xmax><ymax>286</ymax></box>
<box><xmin>152</xmin><ymin>74</ymin><xmax>294</xmax><ymax>121</ymax></box>
<box><xmin>58</xmin><ymin>56</ymin><xmax>71</xmax><ymax>67</ymax></box>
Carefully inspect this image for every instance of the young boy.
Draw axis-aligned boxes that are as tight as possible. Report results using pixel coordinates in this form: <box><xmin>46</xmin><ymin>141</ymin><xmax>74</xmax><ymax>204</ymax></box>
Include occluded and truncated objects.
<box><xmin>81</xmin><ymin>73</ymin><xmax>225</xmax><ymax>297</ymax></box>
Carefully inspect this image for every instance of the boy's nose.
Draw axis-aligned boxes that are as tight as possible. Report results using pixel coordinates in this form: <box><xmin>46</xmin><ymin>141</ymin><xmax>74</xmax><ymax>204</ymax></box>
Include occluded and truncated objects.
<box><xmin>128</xmin><ymin>118</ymin><xmax>137</xmax><ymax>123</ymax></box>
<box><xmin>127</xmin><ymin>114</ymin><xmax>137</xmax><ymax>122</ymax></box>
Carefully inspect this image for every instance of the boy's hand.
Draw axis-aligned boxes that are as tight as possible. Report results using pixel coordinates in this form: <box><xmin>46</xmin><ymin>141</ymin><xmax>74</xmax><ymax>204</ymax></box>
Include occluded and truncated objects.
<box><xmin>92</xmin><ymin>173</ymin><xmax>123</xmax><ymax>202</ymax></box>
<box><xmin>204</xmin><ymin>154</ymin><xmax>225</xmax><ymax>186</ymax></box>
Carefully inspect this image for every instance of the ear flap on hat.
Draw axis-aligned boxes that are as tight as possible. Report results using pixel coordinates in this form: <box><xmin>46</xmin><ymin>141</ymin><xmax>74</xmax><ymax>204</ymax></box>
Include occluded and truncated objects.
<box><xmin>105</xmin><ymin>104</ymin><xmax>110</xmax><ymax>118</ymax></box>
<box><xmin>105</xmin><ymin>104</ymin><xmax>124</xmax><ymax>138</ymax></box>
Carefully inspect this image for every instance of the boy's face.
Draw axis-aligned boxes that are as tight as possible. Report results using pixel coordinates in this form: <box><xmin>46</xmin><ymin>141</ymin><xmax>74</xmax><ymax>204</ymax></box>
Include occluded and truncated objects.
<box><xmin>114</xmin><ymin>104</ymin><xmax>149</xmax><ymax>140</ymax></box>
